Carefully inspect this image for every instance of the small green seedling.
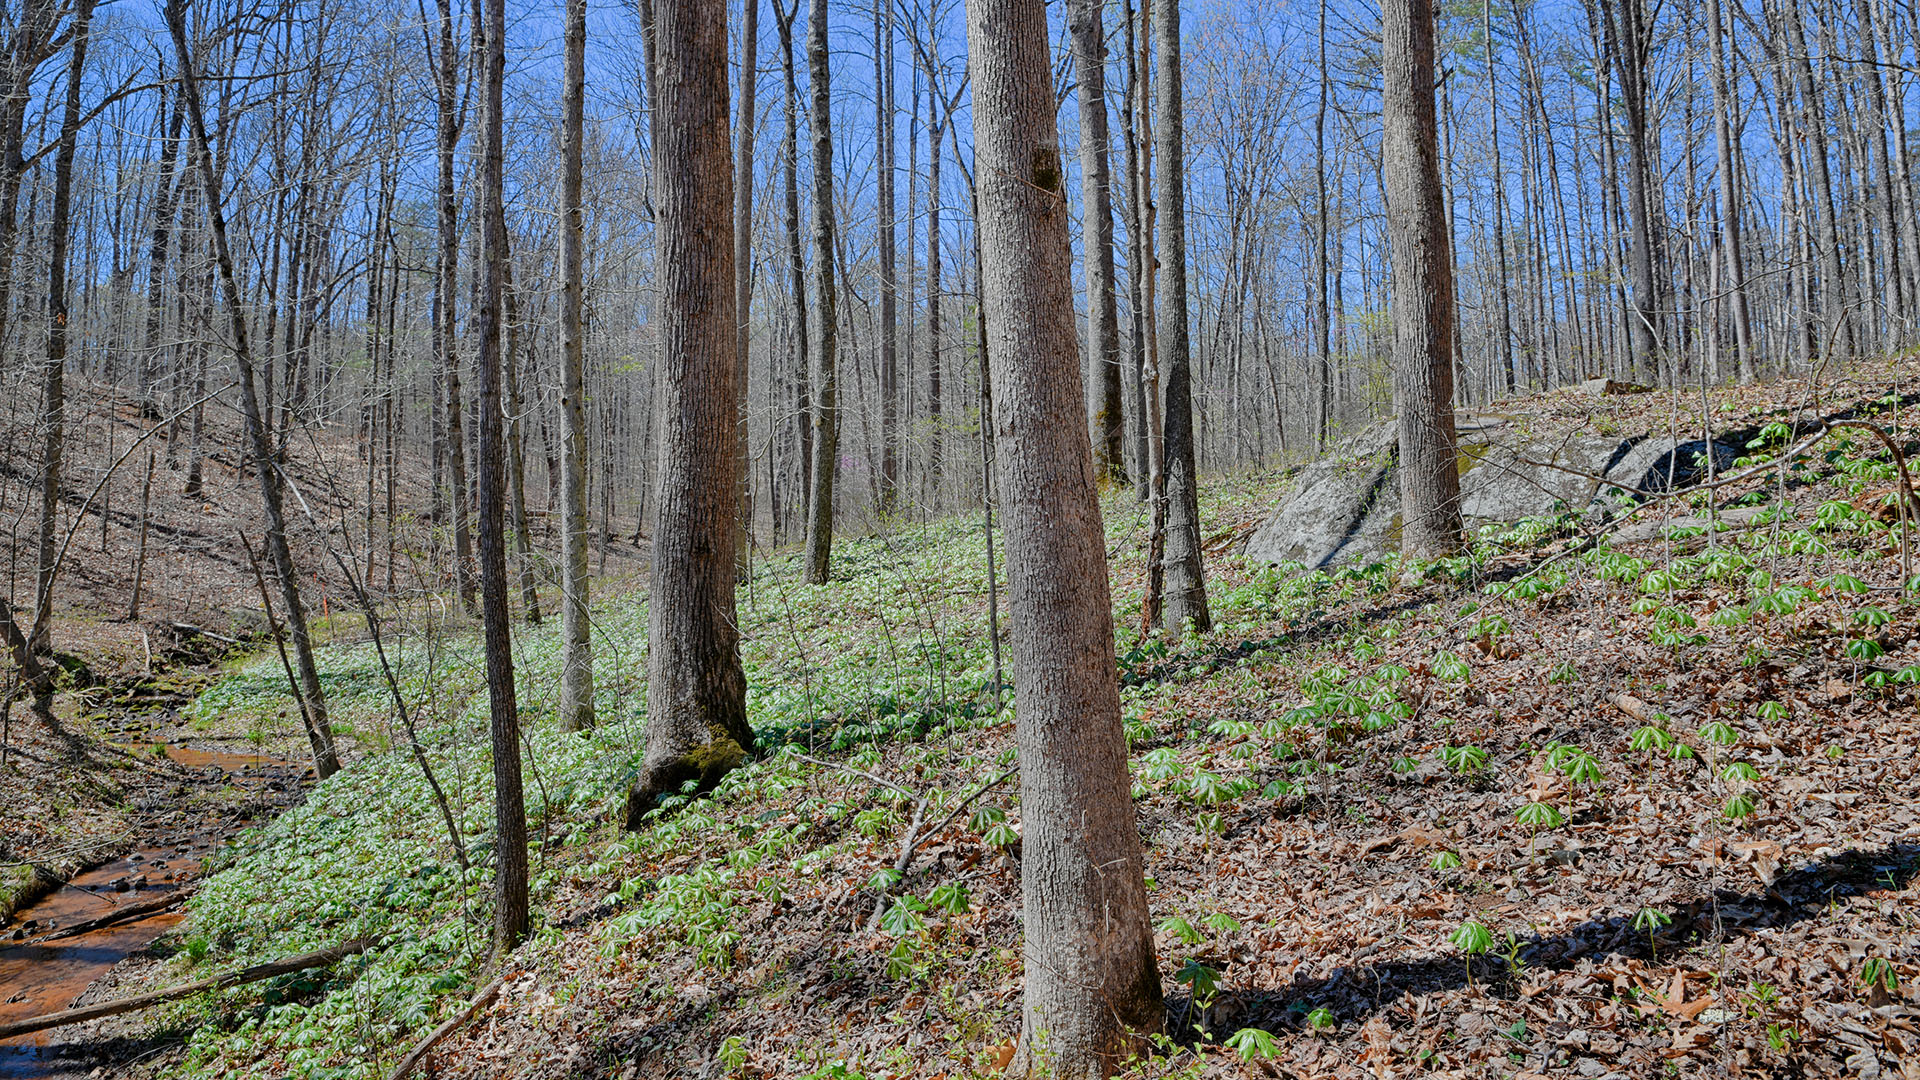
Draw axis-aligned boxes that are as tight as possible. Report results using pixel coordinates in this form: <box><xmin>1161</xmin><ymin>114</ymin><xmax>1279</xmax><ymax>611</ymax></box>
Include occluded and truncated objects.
<box><xmin>1226</xmin><ymin>1027</ymin><xmax>1280</xmax><ymax>1061</ymax></box>
<box><xmin>1633</xmin><ymin>907</ymin><xmax>1672</xmax><ymax>957</ymax></box>
<box><xmin>1450</xmin><ymin>919</ymin><xmax>1493</xmax><ymax>985</ymax></box>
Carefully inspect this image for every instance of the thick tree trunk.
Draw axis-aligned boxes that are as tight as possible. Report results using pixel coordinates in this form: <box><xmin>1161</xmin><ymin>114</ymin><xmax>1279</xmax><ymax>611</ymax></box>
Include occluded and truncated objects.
<box><xmin>801</xmin><ymin>0</ymin><xmax>840</xmax><ymax>584</ymax></box>
<box><xmin>629</xmin><ymin>0</ymin><xmax>753</xmax><ymax>821</ymax></box>
<box><xmin>964</xmin><ymin>0</ymin><xmax>1164</xmax><ymax>1069</ymax></box>
<box><xmin>1382</xmin><ymin>0</ymin><xmax>1463</xmax><ymax>559</ymax></box>
<box><xmin>558</xmin><ymin>0</ymin><xmax>595</xmax><ymax>731</ymax></box>
<box><xmin>1068</xmin><ymin>0</ymin><xmax>1125</xmax><ymax>486</ymax></box>
<box><xmin>1154</xmin><ymin>0</ymin><xmax>1209</xmax><ymax>635</ymax></box>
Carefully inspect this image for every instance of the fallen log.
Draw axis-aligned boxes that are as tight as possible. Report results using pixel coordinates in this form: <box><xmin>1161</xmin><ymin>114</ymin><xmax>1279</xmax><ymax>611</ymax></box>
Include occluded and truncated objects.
<box><xmin>0</xmin><ymin>938</ymin><xmax>370</xmax><ymax>1041</ymax></box>
<box><xmin>384</xmin><ymin>974</ymin><xmax>506</xmax><ymax>1080</ymax></box>
<box><xmin>11</xmin><ymin>887</ymin><xmax>193</xmax><ymax>947</ymax></box>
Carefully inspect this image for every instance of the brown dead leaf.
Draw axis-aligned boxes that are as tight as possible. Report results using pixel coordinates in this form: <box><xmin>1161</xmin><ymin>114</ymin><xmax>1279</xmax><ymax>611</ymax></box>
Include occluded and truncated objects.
<box><xmin>988</xmin><ymin>1041</ymin><xmax>1015</xmax><ymax>1073</ymax></box>
<box><xmin>1728</xmin><ymin>839</ymin><xmax>1784</xmax><ymax>885</ymax></box>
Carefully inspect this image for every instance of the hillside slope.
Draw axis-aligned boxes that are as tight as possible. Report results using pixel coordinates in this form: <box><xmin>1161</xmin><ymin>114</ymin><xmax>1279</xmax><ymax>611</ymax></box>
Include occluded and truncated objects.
<box><xmin>23</xmin><ymin>355</ymin><xmax>1920</xmax><ymax>1079</ymax></box>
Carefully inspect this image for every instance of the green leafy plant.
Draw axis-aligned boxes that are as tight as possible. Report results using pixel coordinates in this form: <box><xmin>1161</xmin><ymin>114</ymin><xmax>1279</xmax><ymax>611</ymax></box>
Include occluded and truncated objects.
<box><xmin>1225</xmin><ymin>1026</ymin><xmax>1280</xmax><ymax>1061</ymax></box>
<box><xmin>1450</xmin><ymin>919</ymin><xmax>1493</xmax><ymax>985</ymax></box>
<box><xmin>1632</xmin><ymin>907</ymin><xmax>1672</xmax><ymax>957</ymax></box>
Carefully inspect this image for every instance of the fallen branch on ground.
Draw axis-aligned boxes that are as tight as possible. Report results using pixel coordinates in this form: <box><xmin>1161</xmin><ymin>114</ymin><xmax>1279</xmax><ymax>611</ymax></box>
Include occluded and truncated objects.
<box><xmin>9</xmin><ymin>887</ymin><xmax>194</xmax><ymax>947</ymax></box>
<box><xmin>0</xmin><ymin>938</ymin><xmax>370</xmax><ymax>1040</ymax></box>
<box><xmin>384</xmin><ymin>974</ymin><xmax>506</xmax><ymax>1080</ymax></box>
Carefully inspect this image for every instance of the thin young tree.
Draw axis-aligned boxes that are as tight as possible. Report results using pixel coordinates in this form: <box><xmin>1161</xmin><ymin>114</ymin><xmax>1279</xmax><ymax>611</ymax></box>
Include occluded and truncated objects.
<box><xmin>476</xmin><ymin>0</ymin><xmax>529</xmax><ymax>957</ymax></box>
<box><xmin>628</xmin><ymin>0</ymin><xmax>755</xmax><ymax>820</ymax></box>
<box><xmin>1068</xmin><ymin>0</ymin><xmax>1124</xmax><ymax>486</ymax></box>
<box><xmin>964</xmin><ymin>0</ymin><xmax>1164</xmax><ymax>1071</ymax></box>
<box><xmin>801</xmin><ymin>0</ymin><xmax>840</xmax><ymax>584</ymax></box>
<box><xmin>164</xmin><ymin>0</ymin><xmax>339</xmax><ymax>779</ymax></box>
<box><xmin>558</xmin><ymin>0</ymin><xmax>596</xmax><ymax>733</ymax></box>
<box><xmin>1383</xmin><ymin>0</ymin><xmax>1463</xmax><ymax>558</ymax></box>
<box><xmin>1155</xmin><ymin>0</ymin><xmax>1209</xmax><ymax>634</ymax></box>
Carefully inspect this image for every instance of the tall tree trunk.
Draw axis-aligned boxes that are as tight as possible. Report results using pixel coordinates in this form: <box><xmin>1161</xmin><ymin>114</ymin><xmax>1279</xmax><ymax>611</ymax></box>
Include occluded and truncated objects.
<box><xmin>735</xmin><ymin>0</ymin><xmax>760</xmax><ymax>566</ymax></box>
<box><xmin>432</xmin><ymin>0</ymin><xmax>476</xmax><ymax>612</ymax></box>
<box><xmin>1154</xmin><ymin>0</ymin><xmax>1208</xmax><ymax>634</ymax></box>
<box><xmin>502</xmin><ymin>252</ymin><xmax>540</xmax><ymax>624</ymax></box>
<box><xmin>964</xmin><ymin>0</ymin><xmax>1164</xmax><ymax>1068</ymax></box>
<box><xmin>1120</xmin><ymin>0</ymin><xmax>1150</xmax><ymax>497</ymax></box>
<box><xmin>165</xmin><ymin>0</ymin><xmax>339</xmax><ymax>779</ymax></box>
<box><xmin>1314</xmin><ymin>0</ymin><xmax>1332</xmax><ymax>447</ymax></box>
<box><xmin>1598</xmin><ymin>0</ymin><xmax>1667</xmax><ymax>377</ymax></box>
<box><xmin>1706</xmin><ymin>0</ymin><xmax>1754</xmax><ymax>382</ymax></box>
<box><xmin>1775</xmin><ymin>0</ymin><xmax>1851</xmax><ymax>360</ymax></box>
<box><xmin>801</xmin><ymin>0</ymin><xmax>840</xmax><ymax>584</ymax></box>
<box><xmin>473</xmin><ymin>0</ymin><xmax>527</xmax><ymax>959</ymax></box>
<box><xmin>774</xmin><ymin>0</ymin><xmax>811</xmax><ymax>534</ymax></box>
<box><xmin>558</xmin><ymin>0</ymin><xmax>595</xmax><ymax>731</ymax></box>
<box><xmin>29</xmin><ymin>0</ymin><xmax>95</xmax><ymax>655</ymax></box>
<box><xmin>629</xmin><ymin>0</ymin><xmax>754</xmax><ymax>818</ymax></box>
<box><xmin>925</xmin><ymin>55</ymin><xmax>946</xmax><ymax>510</ymax></box>
<box><xmin>1383</xmin><ymin>0</ymin><xmax>1462</xmax><ymax>558</ymax></box>
<box><xmin>875</xmin><ymin>0</ymin><xmax>898</xmax><ymax>515</ymax></box>
<box><xmin>139</xmin><ymin>83</ymin><xmax>184</xmax><ymax>419</ymax></box>
<box><xmin>1068</xmin><ymin>0</ymin><xmax>1125</xmax><ymax>486</ymax></box>
<box><xmin>1485</xmin><ymin>0</ymin><xmax>1516</xmax><ymax>393</ymax></box>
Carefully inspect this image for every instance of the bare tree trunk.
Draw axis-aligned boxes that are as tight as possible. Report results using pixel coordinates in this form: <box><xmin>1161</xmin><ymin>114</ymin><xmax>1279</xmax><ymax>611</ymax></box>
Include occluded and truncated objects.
<box><xmin>736</xmin><ymin>0</ymin><xmax>760</xmax><ymax>564</ymax></box>
<box><xmin>502</xmin><ymin>253</ymin><xmax>540</xmax><ymax>624</ymax></box>
<box><xmin>471</xmin><ymin>0</ymin><xmax>526</xmax><ymax>959</ymax></box>
<box><xmin>875</xmin><ymin>0</ymin><xmax>898</xmax><ymax>515</ymax></box>
<box><xmin>1706</xmin><ymin>0</ymin><xmax>1754</xmax><ymax>382</ymax></box>
<box><xmin>964</xmin><ymin>0</ymin><xmax>1164</xmax><ymax>1068</ymax></box>
<box><xmin>629</xmin><ymin>0</ymin><xmax>753</xmax><ymax>820</ymax></box>
<box><xmin>28</xmin><ymin>0</ymin><xmax>95</xmax><ymax>656</ymax></box>
<box><xmin>1383</xmin><ymin>0</ymin><xmax>1462</xmax><ymax>559</ymax></box>
<box><xmin>1068</xmin><ymin>0</ymin><xmax>1125</xmax><ymax>486</ymax></box>
<box><xmin>1120</xmin><ymin>0</ymin><xmax>1150</xmax><ymax>498</ymax></box>
<box><xmin>1314</xmin><ymin>0</ymin><xmax>1332</xmax><ymax>447</ymax></box>
<box><xmin>1154</xmin><ymin>0</ymin><xmax>1208</xmax><ymax>635</ymax></box>
<box><xmin>773</xmin><ymin>0</ymin><xmax>811</xmax><ymax>535</ymax></box>
<box><xmin>1484</xmin><ymin>0</ymin><xmax>1516</xmax><ymax>393</ymax></box>
<box><xmin>558</xmin><ymin>0</ymin><xmax>595</xmax><ymax>732</ymax></box>
<box><xmin>801</xmin><ymin>0</ymin><xmax>840</xmax><ymax>584</ymax></box>
<box><xmin>432</xmin><ymin>0</ymin><xmax>475</xmax><ymax>613</ymax></box>
<box><xmin>165</xmin><ymin>0</ymin><xmax>338</xmax><ymax>780</ymax></box>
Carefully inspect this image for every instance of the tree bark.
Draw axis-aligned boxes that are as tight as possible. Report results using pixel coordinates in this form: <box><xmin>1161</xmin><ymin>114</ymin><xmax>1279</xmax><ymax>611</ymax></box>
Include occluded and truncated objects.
<box><xmin>875</xmin><ymin>0</ymin><xmax>898</xmax><ymax>515</ymax></box>
<box><xmin>1154</xmin><ymin>0</ymin><xmax>1209</xmax><ymax>634</ymax></box>
<box><xmin>964</xmin><ymin>0</ymin><xmax>1165</xmax><ymax>1069</ymax></box>
<box><xmin>474</xmin><ymin>0</ymin><xmax>528</xmax><ymax>959</ymax></box>
<box><xmin>801</xmin><ymin>0</ymin><xmax>840</xmax><ymax>584</ymax></box>
<box><xmin>558</xmin><ymin>0</ymin><xmax>595</xmax><ymax>732</ymax></box>
<box><xmin>736</xmin><ymin>0</ymin><xmax>761</xmax><ymax>565</ymax></box>
<box><xmin>1068</xmin><ymin>0</ymin><xmax>1125</xmax><ymax>487</ymax></box>
<box><xmin>1382</xmin><ymin>0</ymin><xmax>1463</xmax><ymax>559</ymax></box>
<box><xmin>29</xmin><ymin>0</ymin><xmax>95</xmax><ymax>656</ymax></box>
<box><xmin>628</xmin><ymin>0</ymin><xmax>754</xmax><ymax>821</ymax></box>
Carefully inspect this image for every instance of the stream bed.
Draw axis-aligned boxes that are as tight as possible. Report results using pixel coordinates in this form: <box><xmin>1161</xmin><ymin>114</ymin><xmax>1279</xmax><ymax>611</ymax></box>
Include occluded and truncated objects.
<box><xmin>0</xmin><ymin>745</ymin><xmax>307</xmax><ymax>1079</ymax></box>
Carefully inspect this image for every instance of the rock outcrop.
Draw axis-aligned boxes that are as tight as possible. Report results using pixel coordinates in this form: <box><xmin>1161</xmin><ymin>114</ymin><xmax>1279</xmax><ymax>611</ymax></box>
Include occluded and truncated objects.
<box><xmin>1244</xmin><ymin>415</ymin><xmax>1740</xmax><ymax>567</ymax></box>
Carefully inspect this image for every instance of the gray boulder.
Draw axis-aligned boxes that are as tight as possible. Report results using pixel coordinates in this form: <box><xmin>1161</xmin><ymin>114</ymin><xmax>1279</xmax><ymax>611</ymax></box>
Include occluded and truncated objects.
<box><xmin>1244</xmin><ymin>416</ymin><xmax>1739</xmax><ymax>567</ymax></box>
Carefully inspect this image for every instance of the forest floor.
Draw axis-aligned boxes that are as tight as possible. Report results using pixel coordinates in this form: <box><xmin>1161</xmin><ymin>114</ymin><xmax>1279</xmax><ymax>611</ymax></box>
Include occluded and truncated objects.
<box><xmin>5</xmin><ymin>354</ymin><xmax>1920</xmax><ymax>1079</ymax></box>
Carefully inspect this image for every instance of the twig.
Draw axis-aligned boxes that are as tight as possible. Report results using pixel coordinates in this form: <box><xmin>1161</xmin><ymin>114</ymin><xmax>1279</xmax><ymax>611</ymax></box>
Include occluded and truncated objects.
<box><xmin>865</xmin><ymin>767</ymin><xmax>1017</xmax><ymax>930</ymax></box>
<box><xmin>384</xmin><ymin>974</ymin><xmax>506</xmax><ymax>1080</ymax></box>
<box><xmin>791</xmin><ymin>753</ymin><xmax>917</xmax><ymax>800</ymax></box>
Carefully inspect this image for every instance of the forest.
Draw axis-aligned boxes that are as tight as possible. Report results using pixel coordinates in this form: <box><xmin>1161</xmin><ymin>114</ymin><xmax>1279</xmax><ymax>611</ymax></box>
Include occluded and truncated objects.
<box><xmin>0</xmin><ymin>0</ymin><xmax>1917</xmax><ymax>1075</ymax></box>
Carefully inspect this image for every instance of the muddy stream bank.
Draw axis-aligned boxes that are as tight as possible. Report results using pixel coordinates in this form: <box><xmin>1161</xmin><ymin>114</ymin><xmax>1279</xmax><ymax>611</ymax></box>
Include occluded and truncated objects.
<box><xmin>1</xmin><ymin>743</ymin><xmax>309</xmax><ymax>1078</ymax></box>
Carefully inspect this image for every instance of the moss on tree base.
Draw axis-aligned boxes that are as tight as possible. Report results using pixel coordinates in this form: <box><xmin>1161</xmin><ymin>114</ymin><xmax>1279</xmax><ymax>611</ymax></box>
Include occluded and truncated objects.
<box><xmin>622</xmin><ymin>735</ymin><xmax>746</xmax><ymax>829</ymax></box>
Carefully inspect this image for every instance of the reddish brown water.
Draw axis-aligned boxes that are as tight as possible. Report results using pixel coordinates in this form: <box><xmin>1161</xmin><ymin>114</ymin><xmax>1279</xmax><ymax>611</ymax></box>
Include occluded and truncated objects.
<box><xmin>0</xmin><ymin>744</ymin><xmax>305</xmax><ymax>1078</ymax></box>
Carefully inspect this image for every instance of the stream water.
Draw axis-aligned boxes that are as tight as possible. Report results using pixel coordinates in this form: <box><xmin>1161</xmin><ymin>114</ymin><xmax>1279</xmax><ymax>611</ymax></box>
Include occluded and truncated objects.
<box><xmin>0</xmin><ymin>745</ymin><xmax>307</xmax><ymax>1078</ymax></box>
